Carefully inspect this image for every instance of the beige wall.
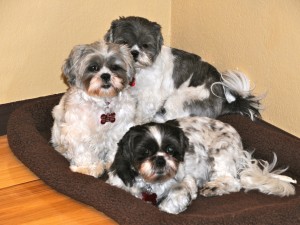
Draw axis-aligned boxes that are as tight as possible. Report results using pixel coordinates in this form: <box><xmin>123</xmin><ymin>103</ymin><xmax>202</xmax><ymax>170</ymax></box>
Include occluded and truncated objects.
<box><xmin>1</xmin><ymin>0</ymin><xmax>300</xmax><ymax>137</ymax></box>
<box><xmin>171</xmin><ymin>0</ymin><xmax>300</xmax><ymax>137</ymax></box>
<box><xmin>0</xmin><ymin>0</ymin><xmax>171</xmax><ymax>103</ymax></box>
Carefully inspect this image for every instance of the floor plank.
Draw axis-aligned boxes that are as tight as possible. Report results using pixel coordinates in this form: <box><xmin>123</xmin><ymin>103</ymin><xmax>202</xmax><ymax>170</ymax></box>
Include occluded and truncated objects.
<box><xmin>0</xmin><ymin>135</ymin><xmax>38</xmax><ymax>189</ymax></box>
<box><xmin>0</xmin><ymin>135</ymin><xmax>118</xmax><ymax>224</ymax></box>
<box><xmin>0</xmin><ymin>180</ymin><xmax>117</xmax><ymax>225</ymax></box>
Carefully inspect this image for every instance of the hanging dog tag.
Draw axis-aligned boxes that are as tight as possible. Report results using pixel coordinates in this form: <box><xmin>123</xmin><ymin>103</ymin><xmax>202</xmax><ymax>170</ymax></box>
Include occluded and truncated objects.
<box><xmin>142</xmin><ymin>192</ymin><xmax>157</xmax><ymax>205</ymax></box>
<box><xmin>100</xmin><ymin>113</ymin><xmax>116</xmax><ymax>124</ymax></box>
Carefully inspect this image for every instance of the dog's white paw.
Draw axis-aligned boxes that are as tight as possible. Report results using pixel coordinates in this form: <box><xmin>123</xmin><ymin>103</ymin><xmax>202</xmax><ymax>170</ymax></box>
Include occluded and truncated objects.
<box><xmin>200</xmin><ymin>181</ymin><xmax>230</xmax><ymax>197</ymax></box>
<box><xmin>158</xmin><ymin>186</ymin><xmax>193</xmax><ymax>214</ymax></box>
<box><xmin>70</xmin><ymin>163</ymin><xmax>105</xmax><ymax>178</ymax></box>
<box><xmin>200</xmin><ymin>177</ymin><xmax>240</xmax><ymax>197</ymax></box>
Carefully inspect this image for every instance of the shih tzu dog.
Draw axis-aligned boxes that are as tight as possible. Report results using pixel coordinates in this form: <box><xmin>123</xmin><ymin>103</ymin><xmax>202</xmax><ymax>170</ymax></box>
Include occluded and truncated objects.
<box><xmin>104</xmin><ymin>16</ymin><xmax>263</xmax><ymax>124</ymax></box>
<box><xmin>107</xmin><ymin>117</ymin><xmax>297</xmax><ymax>214</ymax></box>
<box><xmin>51</xmin><ymin>41</ymin><xmax>136</xmax><ymax>177</ymax></box>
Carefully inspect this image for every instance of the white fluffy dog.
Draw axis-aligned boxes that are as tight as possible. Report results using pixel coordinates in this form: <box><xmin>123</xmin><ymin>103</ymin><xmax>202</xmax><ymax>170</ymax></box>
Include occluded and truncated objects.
<box><xmin>51</xmin><ymin>41</ymin><xmax>136</xmax><ymax>177</ymax></box>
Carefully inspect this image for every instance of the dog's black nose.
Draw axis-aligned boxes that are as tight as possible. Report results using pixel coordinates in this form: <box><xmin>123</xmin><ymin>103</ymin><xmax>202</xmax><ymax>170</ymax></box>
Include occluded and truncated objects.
<box><xmin>101</xmin><ymin>73</ymin><xmax>111</xmax><ymax>82</ymax></box>
<box><xmin>155</xmin><ymin>156</ymin><xmax>166</xmax><ymax>167</ymax></box>
<box><xmin>131</xmin><ymin>50</ymin><xmax>139</xmax><ymax>59</ymax></box>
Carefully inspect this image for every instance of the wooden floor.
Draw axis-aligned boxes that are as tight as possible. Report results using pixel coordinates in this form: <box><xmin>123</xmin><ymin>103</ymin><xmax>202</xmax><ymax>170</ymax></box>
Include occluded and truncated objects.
<box><xmin>0</xmin><ymin>135</ymin><xmax>118</xmax><ymax>225</ymax></box>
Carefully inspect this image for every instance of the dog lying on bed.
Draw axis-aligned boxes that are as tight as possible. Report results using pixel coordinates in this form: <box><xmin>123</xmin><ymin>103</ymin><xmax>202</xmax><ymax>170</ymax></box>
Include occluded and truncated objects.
<box><xmin>104</xmin><ymin>16</ymin><xmax>263</xmax><ymax>124</ymax></box>
<box><xmin>51</xmin><ymin>41</ymin><xmax>136</xmax><ymax>177</ymax></box>
<box><xmin>107</xmin><ymin>116</ymin><xmax>297</xmax><ymax>214</ymax></box>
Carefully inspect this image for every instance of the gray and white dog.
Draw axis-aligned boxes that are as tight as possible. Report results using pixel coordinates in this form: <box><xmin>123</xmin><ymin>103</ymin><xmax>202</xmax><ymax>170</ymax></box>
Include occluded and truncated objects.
<box><xmin>104</xmin><ymin>16</ymin><xmax>262</xmax><ymax>124</ymax></box>
<box><xmin>51</xmin><ymin>41</ymin><xmax>136</xmax><ymax>177</ymax></box>
<box><xmin>107</xmin><ymin>117</ymin><xmax>296</xmax><ymax>214</ymax></box>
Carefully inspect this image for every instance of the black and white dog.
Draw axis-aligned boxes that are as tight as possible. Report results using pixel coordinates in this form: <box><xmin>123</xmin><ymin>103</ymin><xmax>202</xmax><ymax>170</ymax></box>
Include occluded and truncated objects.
<box><xmin>104</xmin><ymin>16</ymin><xmax>262</xmax><ymax>124</ymax></box>
<box><xmin>107</xmin><ymin>117</ymin><xmax>296</xmax><ymax>214</ymax></box>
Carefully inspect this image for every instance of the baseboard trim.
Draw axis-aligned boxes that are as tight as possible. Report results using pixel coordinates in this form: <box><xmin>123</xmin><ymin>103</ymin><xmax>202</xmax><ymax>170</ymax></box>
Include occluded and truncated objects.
<box><xmin>0</xmin><ymin>94</ymin><xmax>63</xmax><ymax>136</ymax></box>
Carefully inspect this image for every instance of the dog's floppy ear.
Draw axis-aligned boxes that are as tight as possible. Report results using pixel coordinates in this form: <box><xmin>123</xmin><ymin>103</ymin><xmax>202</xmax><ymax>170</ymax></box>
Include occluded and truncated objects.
<box><xmin>166</xmin><ymin>120</ymin><xmax>189</xmax><ymax>161</ymax></box>
<box><xmin>104</xmin><ymin>27</ymin><xmax>113</xmax><ymax>42</ymax></box>
<box><xmin>110</xmin><ymin>127</ymin><xmax>138</xmax><ymax>186</ymax></box>
<box><xmin>104</xmin><ymin>18</ymin><xmax>120</xmax><ymax>42</ymax></box>
<box><xmin>61</xmin><ymin>44</ymin><xmax>86</xmax><ymax>86</ymax></box>
<box><xmin>178</xmin><ymin>129</ymin><xmax>189</xmax><ymax>161</ymax></box>
<box><xmin>153</xmin><ymin>22</ymin><xmax>164</xmax><ymax>52</ymax></box>
<box><xmin>119</xmin><ymin>44</ymin><xmax>135</xmax><ymax>81</ymax></box>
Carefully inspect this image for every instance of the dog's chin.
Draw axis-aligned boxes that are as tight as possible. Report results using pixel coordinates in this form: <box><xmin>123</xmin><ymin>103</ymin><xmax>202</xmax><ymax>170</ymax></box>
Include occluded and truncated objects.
<box><xmin>134</xmin><ymin>60</ymin><xmax>152</xmax><ymax>69</ymax></box>
<box><xmin>87</xmin><ymin>86</ymin><xmax>120</xmax><ymax>98</ymax></box>
<box><xmin>87</xmin><ymin>82</ymin><xmax>124</xmax><ymax>97</ymax></box>
<box><xmin>134</xmin><ymin>54</ymin><xmax>154</xmax><ymax>69</ymax></box>
<box><xmin>143</xmin><ymin>172</ymin><xmax>175</xmax><ymax>183</ymax></box>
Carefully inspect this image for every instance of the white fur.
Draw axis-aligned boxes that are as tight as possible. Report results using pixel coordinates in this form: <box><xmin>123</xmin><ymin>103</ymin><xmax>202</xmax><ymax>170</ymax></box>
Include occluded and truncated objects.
<box><xmin>148</xmin><ymin>126</ymin><xmax>162</xmax><ymax>147</ymax></box>
<box><xmin>239</xmin><ymin>152</ymin><xmax>297</xmax><ymax>196</ymax></box>
<box><xmin>131</xmin><ymin>46</ymin><xmax>175</xmax><ymax>124</ymax></box>
<box><xmin>154</xmin><ymin>81</ymin><xmax>210</xmax><ymax>122</ymax></box>
<box><xmin>51</xmin><ymin>88</ymin><xmax>136</xmax><ymax>177</ymax></box>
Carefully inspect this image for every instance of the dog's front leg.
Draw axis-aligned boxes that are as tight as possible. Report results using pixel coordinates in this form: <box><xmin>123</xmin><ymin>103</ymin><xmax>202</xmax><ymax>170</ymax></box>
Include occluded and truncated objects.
<box><xmin>70</xmin><ymin>163</ymin><xmax>105</xmax><ymax>178</ymax></box>
<box><xmin>158</xmin><ymin>175</ymin><xmax>197</xmax><ymax>214</ymax></box>
<box><xmin>135</xmin><ymin>103</ymin><xmax>157</xmax><ymax>124</ymax></box>
<box><xmin>152</xmin><ymin>93</ymin><xmax>189</xmax><ymax>122</ymax></box>
<box><xmin>68</xmin><ymin>144</ymin><xmax>106</xmax><ymax>178</ymax></box>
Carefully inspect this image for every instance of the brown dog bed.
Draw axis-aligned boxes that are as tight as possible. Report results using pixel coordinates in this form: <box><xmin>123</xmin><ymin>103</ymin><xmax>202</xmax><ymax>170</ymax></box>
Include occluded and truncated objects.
<box><xmin>7</xmin><ymin>94</ymin><xmax>300</xmax><ymax>225</ymax></box>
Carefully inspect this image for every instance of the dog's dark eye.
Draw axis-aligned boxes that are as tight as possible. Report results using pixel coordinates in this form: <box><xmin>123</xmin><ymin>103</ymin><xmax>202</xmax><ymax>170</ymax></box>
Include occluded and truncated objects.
<box><xmin>136</xmin><ymin>148</ymin><xmax>151</xmax><ymax>161</ymax></box>
<box><xmin>143</xmin><ymin>149</ymin><xmax>150</xmax><ymax>157</ymax></box>
<box><xmin>165</xmin><ymin>146</ymin><xmax>174</xmax><ymax>155</ymax></box>
<box><xmin>119</xmin><ymin>40</ymin><xmax>128</xmax><ymax>45</ymax></box>
<box><xmin>142</xmin><ymin>43</ymin><xmax>149</xmax><ymax>49</ymax></box>
<box><xmin>88</xmin><ymin>64</ymin><xmax>100</xmax><ymax>72</ymax></box>
<box><xmin>110</xmin><ymin>64</ymin><xmax>121</xmax><ymax>71</ymax></box>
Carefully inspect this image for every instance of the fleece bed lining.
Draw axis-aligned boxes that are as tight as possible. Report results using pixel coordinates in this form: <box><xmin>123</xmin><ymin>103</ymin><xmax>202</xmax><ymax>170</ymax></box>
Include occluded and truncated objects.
<box><xmin>7</xmin><ymin>94</ymin><xmax>300</xmax><ymax>225</ymax></box>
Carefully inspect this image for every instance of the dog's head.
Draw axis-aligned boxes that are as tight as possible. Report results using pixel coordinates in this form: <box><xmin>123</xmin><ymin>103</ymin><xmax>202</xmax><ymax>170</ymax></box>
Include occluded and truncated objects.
<box><xmin>111</xmin><ymin>121</ymin><xmax>189</xmax><ymax>186</ymax></box>
<box><xmin>104</xmin><ymin>16</ymin><xmax>163</xmax><ymax>68</ymax></box>
<box><xmin>62</xmin><ymin>41</ymin><xmax>135</xmax><ymax>98</ymax></box>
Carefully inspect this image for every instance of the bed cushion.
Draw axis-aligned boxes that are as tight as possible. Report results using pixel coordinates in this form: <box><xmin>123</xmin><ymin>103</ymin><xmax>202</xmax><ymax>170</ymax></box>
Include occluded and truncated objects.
<box><xmin>7</xmin><ymin>94</ymin><xmax>300</xmax><ymax>225</ymax></box>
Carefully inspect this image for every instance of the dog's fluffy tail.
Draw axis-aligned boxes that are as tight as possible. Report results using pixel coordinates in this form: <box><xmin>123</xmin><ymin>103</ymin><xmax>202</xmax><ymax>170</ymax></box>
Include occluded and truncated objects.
<box><xmin>212</xmin><ymin>71</ymin><xmax>264</xmax><ymax>120</ymax></box>
<box><xmin>239</xmin><ymin>152</ymin><xmax>297</xmax><ymax>197</ymax></box>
